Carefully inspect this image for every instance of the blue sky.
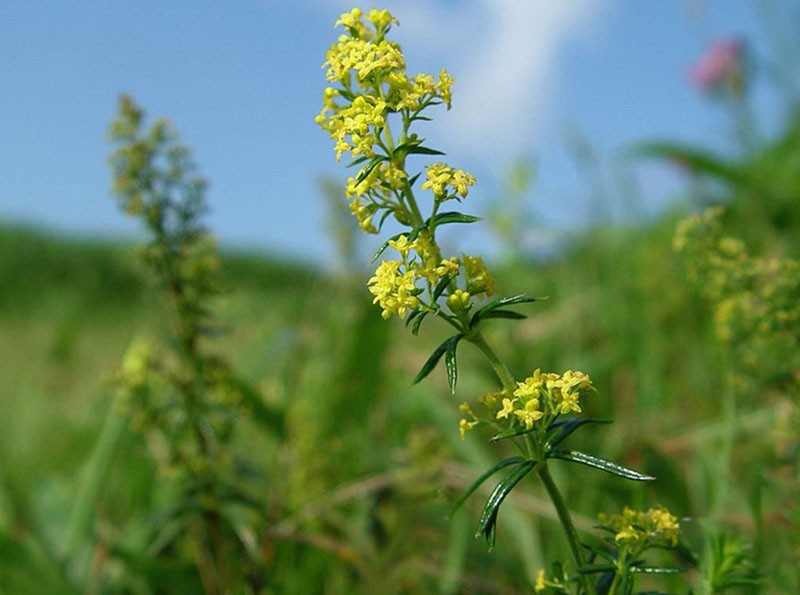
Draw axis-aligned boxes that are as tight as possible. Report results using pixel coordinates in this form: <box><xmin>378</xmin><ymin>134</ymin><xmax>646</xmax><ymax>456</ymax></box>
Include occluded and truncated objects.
<box><xmin>0</xmin><ymin>1</ymin><xmax>793</xmax><ymax>266</ymax></box>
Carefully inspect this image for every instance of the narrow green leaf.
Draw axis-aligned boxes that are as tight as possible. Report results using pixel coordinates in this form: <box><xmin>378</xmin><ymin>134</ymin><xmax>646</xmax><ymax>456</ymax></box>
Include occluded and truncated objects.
<box><xmin>410</xmin><ymin>310</ymin><xmax>429</xmax><ymax>336</ymax></box>
<box><xmin>578</xmin><ymin>563</ymin><xmax>617</xmax><ymax>574</ymax></box>
<box><xmin>413</xmin><ymin>333</ymin><xmax>464</xmax><ymax>385</ymax></box>
<box><xmin>432</xmin><ymin>273</ymin><xmax>454</xmax><ymax>301</ymax></box>
<box><xmin>445</xmin><ymin>336</ymin><xmax>462</xmax><ymax>394</ymax></box>
<box><xmin>582</xmin><ymin>542</ymin><xmax>618</xmax><ymax>563</ymax></box>
<box><xmin>404</xmin><ymin>145</ymin><xmax>446</xmax><ymax>156</ymax></box>
<box><xmin>346</xmin><ymin>155</ymin><xmax>370</xmax><ymax>168</ymax></box>
<box><xmin>476</xmin><ymin>460</ymin><xmax>536</xmax><ymax>549</ymax></box>
<box><xmin>629</xmin><ymin>566</ymin><xmax>684</xmax><ymax>574</ymax></box>
<box><xmin>479</xmin><ymin>309</ymin><xmax>527</xmax><ymax>321</ymax></box>
<box><xmin>546</xmin><ymin>418</ymin><xmax>612</xmax><ymax>450</ymax></box>
<box><xmin>405</xmin><ymin>308</ymin><xmax>423</xmax><ymax>327</ymax></box>
<box><xmin>470</xmin><ymin>295</ymin><xmax>538</xmax><ymax>327</ymax></box>
<box><xmin>429</xmin><ymin>211</ymin><xmax>482</xmax><ymax>226</ymax></box>
<box><xmin>449</xmin><ymin>456</ymin><xmax>527</xmax><ymax>516</ymax></box>
<box><xmin>407</xmin><ymin>172</ymin><xmax>421</xmax><ymax>188</ymax></box>
<box><xmin>377</xmin><ymin>207</ymin><xmax>394</xmax><ymax>231</ymax></box>
<box><xmin>490</xmin><ymin>424</ymin><xmax>536</xmax><ymax>442</ymax></box>
<box><xmin>392</xmin><ymin>139</ymin><xmax>445</xmax><ymax>160</ymax></box>
<box><xmin>548</xmin><ymin>450</ymin><xmax>655</xmax><ymax>481</ymax></box>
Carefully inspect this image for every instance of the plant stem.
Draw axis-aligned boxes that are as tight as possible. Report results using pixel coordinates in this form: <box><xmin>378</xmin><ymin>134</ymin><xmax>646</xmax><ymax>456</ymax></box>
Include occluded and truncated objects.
<box><xmin>466</xmin><ymin>330</ymin><xmax>516</xmax><ymax>394</ymax></box>
<box><xmin>538</xmin><ymin>463</ymin><xmax>596</xmax><ymax>595</ymax></box>
<box><xmin>470</xmin><ymin>330</ymin><xmax>595</xmax><ymax>593</ymax></box>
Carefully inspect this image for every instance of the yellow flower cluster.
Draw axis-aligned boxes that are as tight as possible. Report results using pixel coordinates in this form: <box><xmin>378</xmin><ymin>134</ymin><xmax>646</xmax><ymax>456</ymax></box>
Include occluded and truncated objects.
<box><xmin>598</xmin><ymin>506</ymin><xmax>680</xmax><ymax>548</ymax></box>
<box><xmin>462</xmin><ymin>254</ymin><xmax>494</xmax><ymax>296</ymax></box>
<box><xmin>317</xmin><ymin>8</ymin><xmax>454</xmax><ymax>170</ymax></box>
<box><xmin>346</xmin><ymin>161</ymin><xmax>407</xmax><ymax>199</ymax></box>
<box><xmin>459</xmin><ymin>402</ymin><xmax>479</xmax><ymax>439</ymax></box>
<box><xmin>446</xmin><ymin>289</ymin><xmax>471</xmax><ymax>313</ymax></box>
<box><xmin>318</xmin><ymin>95</ymin><xmax>388</xmax><ymax>162</ymax></box>
<box><xmin>422</xmin><ymin>162</ymin><xmax>477</xmax><ymax>200</ymax></box>
<box><xmin>366</xmin><ymin>228</ymin><xmax>500</xmax><ymax>321</ymax></box>
<box><xmin>334</xmin><ymin>8</ymin><xmax>398</xmax><ymax>42</ymax></box>
<box><xmin>497</xmin><ymin>369</ymin><xmax>592</xmax><ymax>430</ymax></box>
<box><xmin>367</xmin><ymin>260</ymin><xmax>420</xmax><ymax>319</ymax></box>
<box><xmin>349</xmin><ymin>197</ymin><xmax>378</xmax><ymax>234</ymax></box>
<box><xmin>319</xmin><ymin>10</ymin><xmax>491</xmax><ymax>324</ymax></box>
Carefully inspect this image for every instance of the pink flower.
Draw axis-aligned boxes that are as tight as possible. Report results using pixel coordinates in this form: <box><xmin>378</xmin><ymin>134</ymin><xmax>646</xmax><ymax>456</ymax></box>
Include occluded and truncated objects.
<box><xmin>689</xmin><ymin>37</ymin><xmax>746</xmax><ymax>95</ymax></box>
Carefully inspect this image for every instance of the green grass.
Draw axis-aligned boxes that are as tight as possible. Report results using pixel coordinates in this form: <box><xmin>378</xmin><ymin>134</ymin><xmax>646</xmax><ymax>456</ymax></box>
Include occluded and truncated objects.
<box><xmin>0</xmin><ymin>212</ymin><xmax>795</xmax><ymax>593</ymax></box>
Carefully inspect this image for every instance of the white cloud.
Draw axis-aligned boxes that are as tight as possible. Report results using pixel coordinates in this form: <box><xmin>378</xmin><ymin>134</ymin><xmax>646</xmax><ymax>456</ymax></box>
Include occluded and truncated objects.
<box><xmin>323</xmin><ymin>1</ymin><xmax>606</xmax><ymax>159</ymax></box>
<box><xmin>448</xmin><ymin>1</ymin><xmax>605</xmax><ymax>159</ymax></box>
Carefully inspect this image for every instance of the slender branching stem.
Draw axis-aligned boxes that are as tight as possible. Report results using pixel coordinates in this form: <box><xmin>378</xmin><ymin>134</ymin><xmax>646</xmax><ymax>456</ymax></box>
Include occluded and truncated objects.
<box><xmin>539</xmin><ymin>463</ymin><xmax>596</xmax><ymax>595</ymax></box>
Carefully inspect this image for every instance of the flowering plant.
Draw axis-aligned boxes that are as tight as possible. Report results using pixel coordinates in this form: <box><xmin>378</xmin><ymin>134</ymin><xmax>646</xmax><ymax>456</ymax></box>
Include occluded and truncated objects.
<box><xmin>318</xmin><ymin>8</ymin><xmax>685</xmax><ymax>593</ymax></box>
<box><xmin>689</xmin><ymin>37</ymin><xmax>747</xmax><ymax>97</ymax></box>
<box><xmin>109</xmin><ymin>95</ymin><xmax>274</xmax><ymax>593</ymax></box>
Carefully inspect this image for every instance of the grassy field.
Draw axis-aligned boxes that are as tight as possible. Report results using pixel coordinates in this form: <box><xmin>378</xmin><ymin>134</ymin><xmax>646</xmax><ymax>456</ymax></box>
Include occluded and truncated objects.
<box><xmin>1</xmin><ymin>177</ymin><xmax>796</xmax><ymax>594</ymax></box>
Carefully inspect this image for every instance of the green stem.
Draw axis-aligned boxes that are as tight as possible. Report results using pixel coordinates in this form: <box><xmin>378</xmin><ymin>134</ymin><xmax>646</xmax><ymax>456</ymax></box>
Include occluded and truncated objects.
<box><xmin>538</xmin><ymin>463</ymin><xmax>596</xmax><ymax>595</ymax></box>
<box><xmin>377</xmin><ymin>97</ymin><xmax>594</xmax><ymax>593</ymax></box>
<box><xmin>466</xmin><ymin>330</ymin><xmax>516</xmax><ymax>394</ymax></box>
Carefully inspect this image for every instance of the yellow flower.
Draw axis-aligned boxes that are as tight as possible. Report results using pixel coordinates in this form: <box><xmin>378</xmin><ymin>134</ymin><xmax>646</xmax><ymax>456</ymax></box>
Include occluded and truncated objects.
<box><xmin>334</xmin><ymin>8</ymin><xmax>366</xmax><ymax>35</ymax></box>
<box><xmin>395</xmin><ymin>73</ymin><xmax>436</xmax><ymax>111</ymax></box>
<box><xmin>561</xmin><ymin>369</ymin><xmax>592</xmax><ymax>391</ymax></box>
<box><xmin>446</xmin><ymin>289</ymin><xmax>471</xmax><ymax>313</ymax></box>
<box><xmin>556</xmin><ymin>389</ymin><xmax>582</xmax><ymax>415</ymax></box>
<box><xmin>615</xmin><ymin>525</ymin><xmax>641</xmax><ymax>544</ymax></box>
<box><xmin>462</xmin><ymin>253</ymin><xmax>495</xmax><ymax>296</ymax></box>
<box><xmin>459</xmin><ymin>418</ymin><xmax>478</xmax><ymax>439</ymax></box>
<box><xmin>355</xmin><ymin>40</ymin><xmax>405</xmax><ymax>82</ymax></box>
<box><xmin>435</xmin><ymin>257</ymin><xmax>460</xmax><ymax>278</ymax></box>
<box><xmin>534</xmin><ymin>569</ymin><xmax>547</xmax><ymax>593</ymax></box>
<box><xmin>388</xmin><ymin>235</ymin><xmax>415</xmax><ymax>258</ymax></box>
<box><xmin>514</xmin><ymin>370</ymin><xmax>544</xmax><ymax>400</ymax></box>
<box><xmin>367</xmin><ymin>260</ymin><xmax>420</xmax><ymax>319</ymax></box>
<box><xmin>496</xmin><ymin>397</ymin><xmax>515</xmax><ymax>420</ymax></box>
<box><xmin>119</xmin><ymin>337</ymin><xmax>153</xmax><ymax>387</ymax></box>
<box><xmin>514</xmin><ymin>398</ymin><xmax>544</xmax><ymax>429</ymax></box>
<box><xmin>348</xmin><ymin>198</ymin><xmax>377</xmax><ymax>234</ymax></box>
<box><xmin>438</xmin><ymin>68</ymin><xmax>455</xmax><ymax>109</ymax></box>
<box><xmin>421</xmin><ymin>163</ymin><xmax>476</xmax><ymax>199</ymax></box>
<box><xmin>367</xmin><ymin>8</ymin><xmax>398</xmax><ymax>32</ymax></box>
<box><xmin>480</xmin><ymin>389</ymin><xmax>504</xmax><ymax>410</ymax></box>
<box><xmin>602</xmin><ymin>506</ymin><xmax>681</xmax><ymax>548</ymax></box>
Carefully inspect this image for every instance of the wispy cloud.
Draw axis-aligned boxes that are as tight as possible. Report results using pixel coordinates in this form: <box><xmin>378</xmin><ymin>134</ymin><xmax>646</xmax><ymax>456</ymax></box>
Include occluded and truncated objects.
<box><xmin>449</xmin><ymin>1</ymin><xmax>603</xmax><ymax>158</ymax></box>
<box><xmin>328</xmin><ymin>0</ymin><xmax>606</xmax><ymax>160</ymax></box>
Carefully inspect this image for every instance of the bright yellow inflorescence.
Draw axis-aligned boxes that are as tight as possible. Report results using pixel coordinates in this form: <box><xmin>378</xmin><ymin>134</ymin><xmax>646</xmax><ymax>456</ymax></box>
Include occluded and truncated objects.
<box><xmin>422</xmin><ymin>163</ymin><xmax>477</xmax><ymax>200</ymax></box>
<box><xmin>367</xmin><ymin>260</ymin><xmax>420</xmax><ymax>320</ymax></box>
<box><xmin>598</xmin><ymin>506</ymin><xmax>681</xmax><ymax>549</ymax></box>
<box><xmin>319</xmin><ymin>8</ymin><xmax>489</xmax><ymax>326</ymax></box>
<box><xmin>499</xmin><ymin>369</ymin><xmax>592</xmax><ymax>430</ymax></box>
<box><xmin>458</xmin><ymin>370</ymin><xmax>593</xmax><ymax>439</ymax></box>
<box><xmin>364</xmin><ymin>230</ymin><xmax>495</xmax><ymax>320</ymax></box>
<box><xmin>316</xmin><ymin>9</ymin><xmax>460</xmax><ymax>209</ymax></box>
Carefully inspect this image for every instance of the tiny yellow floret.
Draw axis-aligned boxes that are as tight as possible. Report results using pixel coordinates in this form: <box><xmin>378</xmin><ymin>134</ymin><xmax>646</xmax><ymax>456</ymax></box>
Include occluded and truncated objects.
<box><xmin>534</xmin><ymin>569</ymin><xmax>547</xmax><ymax>593</ymax></box>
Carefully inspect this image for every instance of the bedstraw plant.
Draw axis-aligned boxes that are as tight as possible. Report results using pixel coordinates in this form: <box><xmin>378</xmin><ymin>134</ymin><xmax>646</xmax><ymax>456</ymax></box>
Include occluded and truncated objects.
<box><xmin>109</xmin><ymin>95</ymin><xmax>273</xmax><ymax>594</ymax></box>
<box><xmin>317</xmin><ymin>8</ymin><xmax>686</xmax><ymax>593</ymax></box>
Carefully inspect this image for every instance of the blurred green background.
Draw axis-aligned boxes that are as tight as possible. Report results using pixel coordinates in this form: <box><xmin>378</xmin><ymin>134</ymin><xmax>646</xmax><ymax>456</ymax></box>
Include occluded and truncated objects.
<box><xmin>2</xmin><ymin>4</ymin><xmax>800</xmax><ymax>594</ymax></box>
